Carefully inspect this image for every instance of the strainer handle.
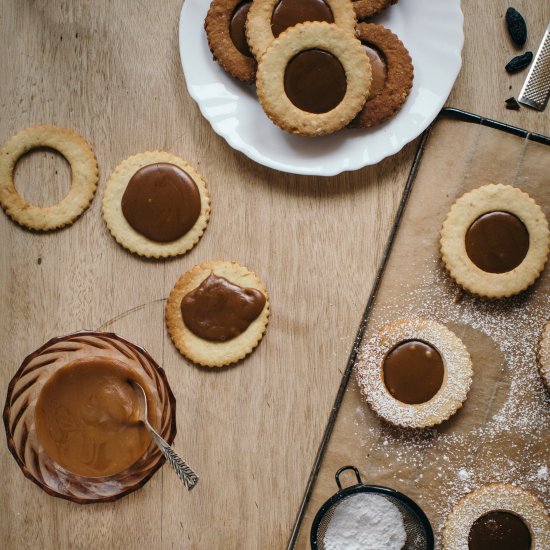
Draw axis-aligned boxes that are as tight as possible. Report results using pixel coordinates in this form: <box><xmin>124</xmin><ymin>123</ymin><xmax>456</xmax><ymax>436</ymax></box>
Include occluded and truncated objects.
<box><xmin>335</xmin><ymin>465</ymin><xmax>363</xmax><ymax>491</ymax></box>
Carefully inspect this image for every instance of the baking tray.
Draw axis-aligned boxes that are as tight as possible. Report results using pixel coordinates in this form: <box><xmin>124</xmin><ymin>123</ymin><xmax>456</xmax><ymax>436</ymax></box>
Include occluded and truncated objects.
<box><xmin>288</xmin><ymin>107</ymin><xmax>550</xmax><ymax>548</ymax></box>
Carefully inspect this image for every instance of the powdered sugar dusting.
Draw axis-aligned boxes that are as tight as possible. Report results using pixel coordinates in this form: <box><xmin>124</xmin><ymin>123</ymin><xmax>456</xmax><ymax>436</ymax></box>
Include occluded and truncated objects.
<box><xmin>538</xmin><ymin>320</ymin><xmax>550</xmax><ymax>389</ymax></box>
<box><xmin>323</xmin><ymin>493</ymin><xmax>407</xmax><ymax>550</ymax></box>
<box><xmin>351</xmin><ymin>262</ymin><xmax>549</xmax><ymax>543</ymax></box>
<box><xmin>442</xmin><ymin>484</ymin><xmax>550</xmax><ymax>548</ymax></box>
<box><xmin>356</xmin><ymin>318</ymin><xmax>472</xmax><ymax>428</ymax></box>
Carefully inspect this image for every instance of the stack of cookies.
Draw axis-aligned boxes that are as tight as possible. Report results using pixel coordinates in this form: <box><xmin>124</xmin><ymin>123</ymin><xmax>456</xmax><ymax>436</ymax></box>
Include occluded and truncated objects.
<box><xmin>205</xmin><ymin>0</ymin><xmax>414</xmax><ymax>136</ymax></box>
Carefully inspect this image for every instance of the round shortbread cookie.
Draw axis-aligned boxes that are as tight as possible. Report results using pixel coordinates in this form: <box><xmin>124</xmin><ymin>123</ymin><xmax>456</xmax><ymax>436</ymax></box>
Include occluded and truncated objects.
<box><xmin>537</xmin><ymin>320</ymin><xmax>550</xmax><ymax>390</ymax></box>
<box><xmin>246</xmin><ymin>0</ymin><xmax>356</xmax><ymax>60</ymax></box>
<box><xmin>350</xmin><ymin>23</ymin><xmax>413</xmax><ymax>128</ymax></box>
<box><xmin>205</xmin><ymin>0</ymin><xmax>257</xmax><ymax>84</ymax></box>
<box><xmin>0</xmin><ymin>125</ymin><xmax>98</xmax><ymax>231</ymax></box>
<box><xmin>102</xmin><ymin>151</ymin><xmax>210</xmax><ymax>258</ymax></box>
<box><xmin>256</xmin><ymin>22</ymin><xmax>372</xmax><ymax>137</ymax></box>
<box><xmin>166</xmin><ymin>261</ymin><xmax>269</xmax><ymax>367</ymax></box>
<box><xmin>443</xmin><ymin>484</ymin><xmax>550</xmax><ymax>549</ymax></box>
<box><xmin>440</xmin><ymin>185</ymin><xmax>549</xmax><ymax>299</ymax></box>
<box><xmin>353</xmin><ymin>0</ymin><xmax>399</xmax><ymax>20</ymax></box>
<box><xmin>356</xmin><ymin>318</ymin><xmax>473</xmax><ymax>429</ymax></box>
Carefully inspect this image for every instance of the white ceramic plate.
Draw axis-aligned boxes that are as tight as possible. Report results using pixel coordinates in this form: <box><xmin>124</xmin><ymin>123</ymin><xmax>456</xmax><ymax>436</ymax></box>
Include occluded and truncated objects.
<box><xmin>179</xmin><ymin>0</ymin><xmax>463</xmax><ymax>176</ymax></box>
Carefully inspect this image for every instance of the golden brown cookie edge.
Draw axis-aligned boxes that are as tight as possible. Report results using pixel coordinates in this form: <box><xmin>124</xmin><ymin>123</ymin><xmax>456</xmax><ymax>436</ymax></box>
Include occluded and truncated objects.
<box><xmin>165</xmin><ymin>260</ymin><xmax>270</xmax><ymax>368</ymax></box>
<box><xmin>350</xmin><ymin>22</ymin><xmax>414</xmax><ymax>129</ymax></box>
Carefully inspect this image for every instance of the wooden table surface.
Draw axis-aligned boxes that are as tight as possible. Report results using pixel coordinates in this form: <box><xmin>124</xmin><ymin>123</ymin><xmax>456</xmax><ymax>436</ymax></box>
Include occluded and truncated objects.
<box><xmin>1</xmin><ymin>1</ymin><xmax>548</xmax><ymax>549</ymax></box>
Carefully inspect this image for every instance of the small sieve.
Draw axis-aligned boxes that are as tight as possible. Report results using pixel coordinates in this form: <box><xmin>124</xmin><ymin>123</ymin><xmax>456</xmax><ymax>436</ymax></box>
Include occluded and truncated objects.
<box><xmin>310</xmin><ymin>466</ymin><xmax>434</xmax><ymax>550</ymax></box>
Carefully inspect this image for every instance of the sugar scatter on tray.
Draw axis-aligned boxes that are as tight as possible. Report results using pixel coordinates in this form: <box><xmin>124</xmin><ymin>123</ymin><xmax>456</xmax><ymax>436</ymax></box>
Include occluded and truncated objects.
<box><xmin>352</xmin><ymin>263</ymin><xmax>549</xmax><ymax>541</ymax></box>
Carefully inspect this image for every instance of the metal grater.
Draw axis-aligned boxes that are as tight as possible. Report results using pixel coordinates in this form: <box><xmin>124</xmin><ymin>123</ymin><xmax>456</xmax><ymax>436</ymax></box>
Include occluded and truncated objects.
<box><xmin>518</xmin><ymin>22</ymin><xmax>550</xmax><ymax>111</ymax></box>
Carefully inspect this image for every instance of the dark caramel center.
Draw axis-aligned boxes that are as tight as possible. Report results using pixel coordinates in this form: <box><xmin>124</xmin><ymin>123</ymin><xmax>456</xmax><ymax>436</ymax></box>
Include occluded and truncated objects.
<box><xmin>465</xmin><ymin>211</ymin><xmax>529</xmax><ymax>274</ymax></box>
<box><xmin>121</xmin><ymin>163</ymin><xmax>201</xmax><ymax>243</ymax></box>
<box><xmin>230</xmin><ymin>1</ymin><xmax>253</xmax><ymax>57</ymax></box>
<box><xmin>284</xmin><ymin>49</ymin><xmax>347</xmax><ymax>114</ymax></box>
<box><xmin>271</xmin><ymin>0</ymin><xmax>334</xmax><ymax>38</ymax></box>
<box><xmin>383</xmin><ymin>340</ymin><xmax>445</xmax><ymax>405</ymax></box>
<box><xmin>468</xmin><ymin>511</ymin><xmax>531</xmax><ymax>550</ymax></box>
<box><xmin>180</xmin><ymin>273</ymin><xmax>266</xmax><ymax>342</ymax></box>
<box><xmin>363</xmin><ymin>44</ymin><xmax>387</xmax><ymax>99</ymax></box>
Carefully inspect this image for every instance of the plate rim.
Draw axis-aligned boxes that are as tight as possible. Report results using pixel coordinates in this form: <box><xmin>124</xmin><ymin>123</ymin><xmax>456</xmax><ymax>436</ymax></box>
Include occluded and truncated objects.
<box><xmin>178</xmin><ymin>0</ymin><xmax>464</xmax><ymax>176</ymax></box>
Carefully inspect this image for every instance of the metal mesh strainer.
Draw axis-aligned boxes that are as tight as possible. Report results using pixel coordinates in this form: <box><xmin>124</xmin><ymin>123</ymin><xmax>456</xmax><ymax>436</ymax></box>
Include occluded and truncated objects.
<box><xmin>311</xmin><ymin>466</ymin><xmax>434</xmax><ymax>550</ymax></box>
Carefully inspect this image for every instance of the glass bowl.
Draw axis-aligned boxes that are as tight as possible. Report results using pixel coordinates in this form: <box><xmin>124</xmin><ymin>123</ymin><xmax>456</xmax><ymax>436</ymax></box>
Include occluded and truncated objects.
<box><xmin>3</xmin><ymin>330</ymin><xmax>176</xmax><ymax>504</ymax></box>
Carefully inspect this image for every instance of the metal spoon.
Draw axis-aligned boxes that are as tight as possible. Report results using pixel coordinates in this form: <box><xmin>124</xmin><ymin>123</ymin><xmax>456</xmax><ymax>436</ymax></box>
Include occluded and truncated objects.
<box><xmin>130</xmin><ymin>379</ymin><xmax>199</xmax><ymax>491</ymax></box>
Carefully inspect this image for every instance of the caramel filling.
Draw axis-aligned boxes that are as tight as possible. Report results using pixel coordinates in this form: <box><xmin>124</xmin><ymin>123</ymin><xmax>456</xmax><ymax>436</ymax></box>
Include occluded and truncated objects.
<box><xmin>383</xmin><ymin>340</ymin><xmax>445</xmax><ymax>405</ymax></box>
<box><xmin>271</xmin><ymin>0</ymin><xmax>334</xmax><ymax>38</ymax></box>
<box><xmin>121</xmin><ymin>163</ymin><xmax>201</xmax><ymax>243</ymax></box>
<box><xmin>35</xmin><ymin>358</ymin><xmax>155</xmax><ymax>478</ymax></box>
<box><xmin>230</xmin><ymin>1</ymin><xmax>253</xmax><ymax>57</ymax></box>
<box><xmin>465</xmin><ymin>211</ymin><xmax>529</xmax><ymax>274</ymax></box>
<box><xmin>363</xmin><ymin>44</ymin><xmax>387</xmax><ymax>99</ymax></box>
<box><xmin>284</xmin><ymin>49</ymin><xmax>347</xmax><ymax>114</ymax></box>
<box><xmin>468</xmin><ymin>511</ymin><xmax>531</xmax><ymax>550</ymax></box>
<box><xmin>180</xmin><ymin>273</ymin><xmax>266</xmax><ymax>342</ymax></box>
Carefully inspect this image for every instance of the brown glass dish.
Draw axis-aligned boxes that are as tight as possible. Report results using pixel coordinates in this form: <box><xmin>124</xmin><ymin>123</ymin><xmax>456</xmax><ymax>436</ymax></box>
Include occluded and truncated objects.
<box><xmin>3</xmin><ymin>331</ymin><xmax>176</xmax><ymax>504</ymax></box>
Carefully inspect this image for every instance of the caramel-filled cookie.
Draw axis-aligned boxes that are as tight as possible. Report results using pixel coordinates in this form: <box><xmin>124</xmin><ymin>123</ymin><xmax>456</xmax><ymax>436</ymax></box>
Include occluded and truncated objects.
<box><xmin>166</xmin><ymin>261</ymin><xmax>269</xmax><ymax>367</ymax></box>
<box><xmin>0</xmin><ymin>125</ymin><xmax>98</xmax><ymax>231</ymax></box>
<box><xmin>246</xmin><ymin>0</ymin><xmax>356</xmax><ymax>60</ymax></box>
<box><xmin>443</xmin><ymin>484</ymin><xmax>550</xmax><ymax>550</ymax></box>
<box><xmin>350</xmin><ymin>23</ymin><xmax>413</xmax><ymax>128</ymax></box>
<box><xmin>256</xmin><ymin>22</ymin><xmax>371</xmax><ymax>136</ymax></box>
<box><xmin>440</xmin><ymin>184</ymin><xmax>549</xmax><ymax>298</ymax></box>
<box><xmin>353</xmin><ymin>0</ymin><xmax>399</xmax><ymax>20</ymax></box>
<box><xmin>356</xmin><ymin>318</ymin><xmax>472</xmax><ymax>429</ymax></box>
<box><xmin>102</xmin><ymin>151</ymin><xmax>210</xmax><ymax>258</ymax></box>
<box><xmin>205</xmin><ymin>0</ymin><xmax>257</xmax><ymax>83</ymax></box>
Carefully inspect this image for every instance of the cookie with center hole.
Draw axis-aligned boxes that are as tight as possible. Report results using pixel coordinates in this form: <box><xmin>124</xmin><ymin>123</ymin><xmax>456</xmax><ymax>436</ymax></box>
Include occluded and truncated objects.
<box><xmin>246</xmin><ymin>0</ymin><xmax>356</xmax><ymax>60</ymax></box>
<box><xmin>353</xmin><ymin>0</ymin><xmax>399</xmax><ymax>20</ymax></box>
<box><xmin>256</xmin><ymin>21</ymin><xmax>372</xmax><ymax>136</ymax></box>
<box><xmin>443</xmin><ymin>484</ymin><xmax>550</xmax><ymax>550</ymax></box>
<box><xmin>350</xmin><ymin>23</ymin><xmax>413</xmax><ymax>128</ymax></box>
<box><xmin>356</xmin><ymin>318</ymin><xmax>472</xmax><ymax>429</ymax></box>
<box><xmin>205</xmin><ymin>0</ymin><xmax>257</xmax><ymax>83</ymax></box>
<box><xmin>440</xmin><ymin>184</ymin><xmax>549</xmax><ymax>298</ymax></box>
<box><xmin>0</xmin><ymin>125</ymin><xmax>98</xmax><ymax>231</ymax></box>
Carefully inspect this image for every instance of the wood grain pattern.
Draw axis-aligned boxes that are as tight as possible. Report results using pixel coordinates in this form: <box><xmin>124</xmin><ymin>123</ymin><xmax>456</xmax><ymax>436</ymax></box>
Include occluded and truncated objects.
<box><xmin>0</xmin><ymin>1</ymin><xmax>548</xmax><ymax>548</ymax></box>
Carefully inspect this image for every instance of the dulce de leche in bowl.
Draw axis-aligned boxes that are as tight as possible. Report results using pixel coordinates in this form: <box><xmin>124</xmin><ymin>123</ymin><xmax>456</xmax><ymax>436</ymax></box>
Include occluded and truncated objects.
<box><xmin>35</xmin><ymin>357</ymin><xmax>156</xmax><ymax>478</ymax></box>
<box><xmin>4</xmin><ymin>331</ymin><xmax>176</xmax><ymax>503</ymax></box>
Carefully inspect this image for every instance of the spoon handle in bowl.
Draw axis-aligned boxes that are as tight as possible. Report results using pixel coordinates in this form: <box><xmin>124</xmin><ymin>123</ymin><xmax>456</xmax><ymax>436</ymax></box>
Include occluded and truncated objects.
<box><xmin>148</xmin><ymin>428</ymin><xmax>199</xmax><ymax>491</ymax></box>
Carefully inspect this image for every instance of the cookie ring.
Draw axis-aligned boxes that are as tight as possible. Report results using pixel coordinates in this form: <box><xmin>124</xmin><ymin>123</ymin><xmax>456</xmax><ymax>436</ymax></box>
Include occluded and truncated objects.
<box><xmin>205</xmin><ymin>0</ymin><xmax>256</xmax><ymax>84</ymax></box>
<box><xmin>0</xmin><ymin>125</ymin><xmax>98</xmax><ymax>231</ymax></box>
<box><xmin>166</xmin><ymin>261</ymin><xmax>269</xmax><ymax>368</ymax></box>
<box><xmin>442</xmin><ymin>484</ymin><xmax>550</xmax><ymax>549</ymax></box>
<box><xmin>102</xmin><ymin>151</ymin><xmax>210</xmax><ymax>258</ymax></box>
<box><xmin>356</xmin><ymin>318</ymin><xmax>473</xmax><ymax>429</ymax></box>
<box><xmin>350</xmin><ymin>23</ymin><xmax>413</xmax><ymax>128</ymax></box>
<box><xmin>353</xmin><ymin>0</ymin><xmax>399</xmax><ymax>20</ymax></box>
<box><xmin>537</xmin><ymin>320</ymin><xmax>550</xmax><ymax>390</ymax></box>
<box><xmin>256</xmin><ymin>22</ymin><xmax>371</xmax><ymax>137</ymax></box>
<box><xmin>246</xmin><ymin>0</ymin><xmax>356</xmax><ymax>60</ymax></box>
<box><xmin>440</xmin><ymin>185</ymin><xmax>550</xmax><ymax>299</ymax></box>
